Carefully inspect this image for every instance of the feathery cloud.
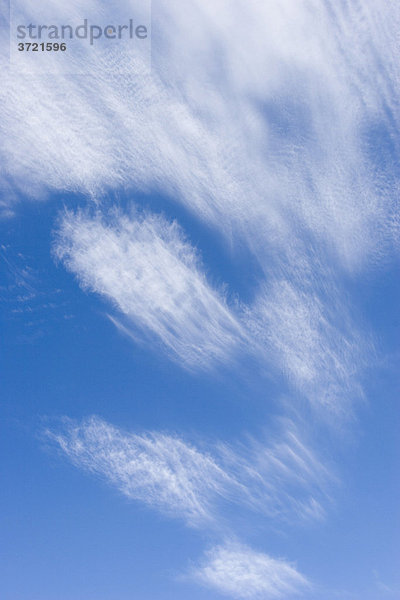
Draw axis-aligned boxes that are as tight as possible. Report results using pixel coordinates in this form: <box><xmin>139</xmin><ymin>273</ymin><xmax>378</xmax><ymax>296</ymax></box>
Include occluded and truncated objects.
<box><xmin>54</xmin><ymin>208</ymin><xmax>245</xmax><ymax>370</ymax></box>
<box><xmin>245</xmin><ymin>279</ymin><xmax>367</xmax><ymax>414</ymax></box>
<box><xmin>47</xmin><ymin>417</ymin><xmax>315</xmax><ymax>595</ymax></box>
<box><xmin>46</xmin><ymin>416</ymin><xmax>238</xmax><ymax>527</ymax></box>
<box><xmin>2</xmin><ymin>0</ymin><xmax>392</xmax><ymax>415</ymax></box>
<box><xmin>54</xmin><ymin>205</ymin><xmax>368</xmax><ymax>414</ymax></box>
<box><xmin>218</xmin><ymin>417</ymin><xmax>335</xmax><ymax>523</ymax></box>
<box><xmin>189</xmin><ymin>541</ymin><xmax>309</xmax><ymax>599</ymax></box>
<box><xmin>1</xmin><ymin>1</ymin><xmax>398</xmax><ymax>270</ymax></box>
<box><xmin>46</xmin><ymin>416</ymin><xmax>334</xmax><ymax>528</ymax></box>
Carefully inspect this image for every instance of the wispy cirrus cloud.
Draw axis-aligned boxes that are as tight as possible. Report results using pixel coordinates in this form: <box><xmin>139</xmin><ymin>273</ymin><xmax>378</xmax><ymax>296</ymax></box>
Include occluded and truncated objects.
<box><xmin>1</xmin><ymin>0</ymin><xmax>393</xmax><ymax>417</ymax></box>
<box><xmin>54</xmin><ymin>206</ymin><xmax>368</xmax><ymax>414</ymax></box>
<box><xmin>3</xmin><ymin>1</ymin><xmax>399</xmax><ymax>597</ymax></box>
<box><xmin>245</xmin><ymin>279</ymin><xmax>367</xmax><ymax>415</ymax></box>
<box><xmin>189</xmin><ymin>541</ymin><xmax>310</xmax><ymax>599</ymax></box>
<box><xmin>1</xmin><ymin>1</ymin><xmax>398</xmax><ymax>269</ymax></box>
<box><xmin>46</xmin><ymin>415</ymin><xmax>334</xmax><ymax>528</ymax></box>
<box><xmin>46</xmin><ymin>416</ymin><xmax>239</xmax><ymax>527</ymax></box>
<box><xmin>48</xmin><ymin>415</ymin><xmax>318</xmax><ymax>590</ymax></box>
<box><xmin>218</xmin><ymin>417</ymin><xmax>335</xmax><ymax>523</ymax></box>
<box><xmin>53</xmin><ymin>208</ymin><xmax>245</xmax><ymax>371</ymax></box>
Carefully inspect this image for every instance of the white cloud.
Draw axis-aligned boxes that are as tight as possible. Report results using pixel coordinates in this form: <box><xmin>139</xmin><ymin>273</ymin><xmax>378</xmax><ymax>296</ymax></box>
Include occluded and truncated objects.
<box><xmin>47</xmin><ymin>416</ymin><xmax>315</xmax><ymax>595</ymax></box>
<box><xmin>244</xmin><ymin>279</ymin><xmax>367</xmax><ymax>414</ymax></box>
<box><xmin>217</xmin><ymin>417</ymin><xmax>335</xmax><ymax>523</ymax></box>
<box><xmin>4</xmin><ymin>2</ymin><xmax>398</xmax><ymax>595</ymax></box>
<box><xmin>1</xmin><ymin>0</ymin><xmax>398</xmax><ymax>269</ymax></box>
<box><xmin>2</xmin><ymin>0</ymin><xmax>393</xmax><ymax>414</ymax></box>
<box><xmin>189</xmin><ymin>541</ymin><xmax>309</xmax><ymax>599</ymax></box>
<box><xmin>46</xmin><ymin>416</ymin><xmax>238</xmax><ymax>527</ymax></box>
<box><xmin>54</xmin><ymin>208</ymin><xmax>245</xmax><ymax>370</ymax></box>
<box><xmin>54</xmin><ymin>208</ymin><xmax>367</xmax><ymax>414</ymax></box>
<box><xmin>47</xmin><ymin>415</ymin><xmax>334</xmax><ymax>528</ymax></box>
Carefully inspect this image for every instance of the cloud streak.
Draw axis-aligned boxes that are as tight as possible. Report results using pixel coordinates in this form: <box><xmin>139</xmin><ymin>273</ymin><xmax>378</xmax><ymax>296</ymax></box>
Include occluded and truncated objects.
<box><xmin>46</xmin><ymin>415</ymin><xmax>334</xmax><ymax>528</ymax></box>
<box><xmin>54</xmin><ymin>207</ymin><xmax>368</xmax><ymax>414</ymax></box>
<box><xmin>245</xmin><ymin>278</ymin><xmax>367</xmax><ymax>415</ymax></box>
<box><xmin>2</xmin><ymin>0</ymin><xmax>398</xmax><ymax>269</ymax></box>
<box><xmin>46</xmin><ymin>416</ymin><xmax>238</xmax><ymax>527</ymax></box>
<box><xmin>2</xmin><ymin>0</ymin><xmax>392</xmax><ymax>416</ymax></box>
<box><xmin>218</xmin><ymin>417</ymin><xmax>335</xmax><ymax>523</ymax></box>
<box><xmin>189</xmin><ymin>541</ymin><xmax>309</xmax><ymax>599</ymax></box>
<box><xmin>3</xmin><ymin>1</ymin><xmax>399</xmax><ymax>597</ymax></box>
<box><xmin>54</xmin><ymin>208</ymin><xmax>245</xmax><ymax>371</ymax></box>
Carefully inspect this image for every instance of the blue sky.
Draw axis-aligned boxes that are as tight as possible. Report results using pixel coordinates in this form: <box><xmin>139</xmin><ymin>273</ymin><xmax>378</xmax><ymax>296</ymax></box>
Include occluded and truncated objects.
<box><xmin>1</xmin><ymin>1</ymin><xmax>399</xmax><ymax>599</ymax></box>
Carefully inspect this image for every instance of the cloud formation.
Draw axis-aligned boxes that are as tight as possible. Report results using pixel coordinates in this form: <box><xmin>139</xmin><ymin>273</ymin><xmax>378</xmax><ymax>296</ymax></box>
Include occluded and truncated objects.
<box><xmin>54</xmin><ymin>209</ymin><xmax>245</xmax><ymax>370</ymax></box>
<box><xmin>46</xmin><ymin>416</ymin><xmax>238</xmax><ymax>527</ymax></box>
<box><xmin>218</xmin><ymin>417</ymin><xmax>334</xmax><ymax>523</ymax></box>
<box><xmin>2</xmin><ymin>0</ymin><xmax>393</xmax><ymax>415</ymax></box>
<box><xmin>2</xmin><ymin>0</ymin><xmax>398</xmax><ymax>270</ymax></box>
<box><xmin>245</xmin><ymin>279</ymin><xmax>366</xmax><ymax>414</ymax></box>
<box><xmin>4</xmin><ymin>2</ymin><xmax>399</xmax><ymax>595</ymax></box>
<box><xmin>190</xmin><ymin>542</ymin><xmax>309</xmax><ymax>599</ymax></box>
<box><xmin>54</xmin><ymin>207</ymin><xmax>367</xmax><ymax>414</ymax></box>
<box><xmin>46</xmin><ymin>416</ymin><xmax>333</xmax><ymax>528</ymax></box>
